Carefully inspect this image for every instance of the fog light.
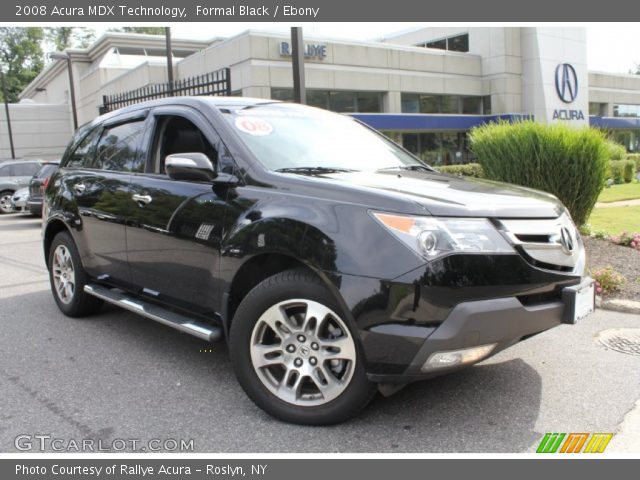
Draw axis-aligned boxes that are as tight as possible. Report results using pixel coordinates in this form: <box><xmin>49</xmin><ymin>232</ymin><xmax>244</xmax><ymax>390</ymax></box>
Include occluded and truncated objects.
<box><xmin>421</xmin><ymin>344</ymin><xmax>497</xmax><ymax>372</ymax></box>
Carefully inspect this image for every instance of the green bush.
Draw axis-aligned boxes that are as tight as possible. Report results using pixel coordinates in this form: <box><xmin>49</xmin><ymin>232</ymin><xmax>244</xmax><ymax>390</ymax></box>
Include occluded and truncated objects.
<box><xmin>606</xmin><ymin>141</ymin><xmax>627</xmax><ymax>161</ymax></box>
<box><xmin>469</xmin><ymin>121</ymin><xmax>609</xmax><ymax>225</ymax></box>
<box><xmin>610</xmin><ymin>160</ymin><xmax>635</xmax><ymax>183</ymax></box>
<box><xmin>436</xmin><ymin>163</ymin><xmax>485</xmax><ymax>178</ymax></box>
<box><xmin>609</xmin><ymin>161</ymin><xmax>625</xmax><ymax>184</ymax></box>
<box><xmin>626</xmin><ymin>153</ymin><xmax>640</xmax><ymax>172</ymax></box>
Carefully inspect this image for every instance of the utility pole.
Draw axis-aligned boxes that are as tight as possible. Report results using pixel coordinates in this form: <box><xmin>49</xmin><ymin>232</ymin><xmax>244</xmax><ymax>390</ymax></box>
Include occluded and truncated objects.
<box><xmin>165</xmin><ymin>27</ymin><xmax>174</xmax><ymax>95</ymax></box>
<box><xmin>291</xmin><ymin>27</ymin><xmax>306</xmax><ymax>104</ymax></box>
<box><xmin>49</xmin><ymin>52</ymin><xmax>78</xmax><ymax>130</ymax></box>
<box><xmin>0</xmin><ymin>69</ymin><xmax>16</xmax><ymax>159</ymax></box>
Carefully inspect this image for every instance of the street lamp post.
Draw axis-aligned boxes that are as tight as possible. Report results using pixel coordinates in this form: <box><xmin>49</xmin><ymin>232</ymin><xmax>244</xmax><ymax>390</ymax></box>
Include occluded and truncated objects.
<box><xmin>291</xmin><ymin>27</ymin><xmax>306</xmax><ymax>104</ymax></box>
<box><xmin>49</xmin><ymin>52</ymin><xmax>78</xmax><ymax>130</ymax></box>
<box><xmin>165</xmin><ymin>27</ymin><xmax>174</xmax><ymax>95</ymax></box>
<box><xmin>0</xmin><ymin>68</ymin><xmax>16</xmax><ymax>159</ymax></box>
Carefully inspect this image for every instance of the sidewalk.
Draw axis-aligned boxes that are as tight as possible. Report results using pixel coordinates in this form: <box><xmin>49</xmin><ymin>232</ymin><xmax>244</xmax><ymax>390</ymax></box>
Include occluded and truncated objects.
<box><xmin>608</xmin><ymin>399</ymin><xmax>640</xmax><ymax>452</ymax></box>
<box><xmin>595</xmin><ymin>199</ymin><xmax>640</xmax><ymax>209</ymax></box>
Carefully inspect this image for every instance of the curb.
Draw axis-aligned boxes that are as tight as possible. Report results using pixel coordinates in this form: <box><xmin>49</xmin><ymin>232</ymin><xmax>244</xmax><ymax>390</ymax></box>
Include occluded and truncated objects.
<box><xmin>596</xmin><ymin>295</ymin><xmax>640</xmax><ymax>314</ymax></box>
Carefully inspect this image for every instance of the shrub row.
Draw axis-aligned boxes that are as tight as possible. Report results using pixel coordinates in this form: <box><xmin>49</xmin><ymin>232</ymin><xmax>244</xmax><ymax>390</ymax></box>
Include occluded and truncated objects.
<box><xmin>609</xmin><ymin>160</ymin><xmax>636</xmax><ymax>184</ymax></box>
<box><xmin>626</xmin><ymin>153</ymin><xmax>640</xmax><ymax>172</ymax></box>
<box><xmin>436</xmin><ymin>163</ymin><xmax>484</xmax><ymax>178</ymax></box>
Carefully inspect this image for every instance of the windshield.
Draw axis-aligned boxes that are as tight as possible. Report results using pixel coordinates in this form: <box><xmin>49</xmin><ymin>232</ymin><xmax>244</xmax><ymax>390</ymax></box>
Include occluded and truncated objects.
<box><xmin>221</xmin><ymin>103</ymin><xmax>426</xmax><ymax>172</ymax></box>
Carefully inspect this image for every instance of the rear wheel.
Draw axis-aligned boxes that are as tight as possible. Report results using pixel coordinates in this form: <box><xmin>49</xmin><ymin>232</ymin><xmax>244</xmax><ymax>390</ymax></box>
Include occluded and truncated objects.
<box><xmin>229</xmin><ymin>270</ymin><xmax>376</xmax><ymax>425</ymax></box>
<box><xmin>48</xmin><ymin>231</ymin><xmax>103</xmax><ymax>317</ymax></box>
<box><xmin>0</xmin><ymin>190</ymin><xmax>14</xmax><ymax>214</ymax></box>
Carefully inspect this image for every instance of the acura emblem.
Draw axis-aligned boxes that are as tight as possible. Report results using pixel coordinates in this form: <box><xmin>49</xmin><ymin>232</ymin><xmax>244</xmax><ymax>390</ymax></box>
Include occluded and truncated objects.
<box><xmin>559</xmin><ymin>227</ymin><xmax>574</xmax><ymax>254</ymax></box>
<box><xmin>555</xmin><ymin>63</ymin><xmax>578</xmax><ymax>103</ymax></box>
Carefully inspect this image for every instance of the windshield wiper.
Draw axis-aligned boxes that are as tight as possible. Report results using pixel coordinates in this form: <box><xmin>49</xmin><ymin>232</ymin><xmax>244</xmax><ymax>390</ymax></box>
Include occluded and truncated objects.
<box><xmin>377</xmin><ymin>164</ymin><xmax>434</xmax><ymax>172</ymax></box>
<box><xmin>275</xmin><ymin>166</ymin><xmax>357</xmax><ymax>174</ymax></box>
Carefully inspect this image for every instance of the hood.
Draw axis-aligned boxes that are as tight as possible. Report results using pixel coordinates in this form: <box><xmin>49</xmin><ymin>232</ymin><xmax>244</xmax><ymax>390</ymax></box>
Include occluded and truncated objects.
<box><xmin>292</xmin><ymin>169</ymin><xmax>565</xmax><ymax>218</ymax></box>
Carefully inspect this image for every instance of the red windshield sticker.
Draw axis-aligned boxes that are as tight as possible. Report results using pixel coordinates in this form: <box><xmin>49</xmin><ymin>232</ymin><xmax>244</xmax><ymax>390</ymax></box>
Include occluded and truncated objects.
<box><xmin>234</xmin><ymin>117</ymin><xmax>273</xmax><ymax>136</ymax></box>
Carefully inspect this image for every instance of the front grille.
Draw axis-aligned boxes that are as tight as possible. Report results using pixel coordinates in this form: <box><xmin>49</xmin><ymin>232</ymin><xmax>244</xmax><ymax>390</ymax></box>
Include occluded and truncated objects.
<box><xmin>497</xmin><ymin>213</ymin><xmax>583</xmax><ymax>273</ymax></box>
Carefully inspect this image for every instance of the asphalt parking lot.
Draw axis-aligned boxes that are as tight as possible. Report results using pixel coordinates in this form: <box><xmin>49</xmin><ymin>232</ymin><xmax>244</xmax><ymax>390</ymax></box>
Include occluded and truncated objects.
<box><xmin>1</xmin><ymin>213</ymin><xmax>639</xmax><ymax>453</ymax></box>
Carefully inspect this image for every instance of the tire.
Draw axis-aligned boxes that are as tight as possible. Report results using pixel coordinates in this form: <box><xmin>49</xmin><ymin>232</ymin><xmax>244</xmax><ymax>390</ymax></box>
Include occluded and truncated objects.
<box><xmin>229</xmin><ymin>269</ymin><xmax>376</xmax><ymax>425</ymax></box>
<box><xmin>48</xmin><ymin>231</ymin><xmax>103</xmax><ymax>317</ymax></box>
<box><xmin>0</xmin><ymin>190</ymin><xmax>14</xmax><ymax>214</ymax></box>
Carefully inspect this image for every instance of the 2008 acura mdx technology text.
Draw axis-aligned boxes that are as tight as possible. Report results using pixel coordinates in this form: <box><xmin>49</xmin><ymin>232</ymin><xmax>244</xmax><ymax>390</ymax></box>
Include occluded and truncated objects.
<box><xmin>43</xmin><ymin>97</ymin><xmax>595</xmax><ymax>424</ymax></box>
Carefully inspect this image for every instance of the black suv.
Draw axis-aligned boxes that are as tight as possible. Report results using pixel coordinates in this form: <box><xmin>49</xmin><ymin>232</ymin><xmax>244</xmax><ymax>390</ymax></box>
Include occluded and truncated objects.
<box><xmin>44</xmin><ymin>97</ymin><xmax>594</xmax><ymax>424</ymax></box>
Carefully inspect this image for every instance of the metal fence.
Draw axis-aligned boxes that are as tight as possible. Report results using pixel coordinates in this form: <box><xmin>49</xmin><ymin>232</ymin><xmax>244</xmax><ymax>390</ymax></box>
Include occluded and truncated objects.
<box><xmin>98</xmin><ymin>67</ymin><xmax>231</xmax><ymax>114</ymax></box>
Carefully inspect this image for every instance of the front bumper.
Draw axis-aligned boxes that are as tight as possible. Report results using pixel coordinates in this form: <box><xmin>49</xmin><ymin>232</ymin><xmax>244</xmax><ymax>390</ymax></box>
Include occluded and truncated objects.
<box><xmin>367</xmin><ymin>295</ymin><xmax>564</xmax><ymax>383</ymax></box>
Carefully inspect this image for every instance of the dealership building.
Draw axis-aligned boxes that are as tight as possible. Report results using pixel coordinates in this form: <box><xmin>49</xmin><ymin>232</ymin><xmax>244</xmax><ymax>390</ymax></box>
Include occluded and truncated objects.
<box><xmin>10</xmin><ymin>26</ymin><xmax>640</xmax><ymax>162</ymax></box>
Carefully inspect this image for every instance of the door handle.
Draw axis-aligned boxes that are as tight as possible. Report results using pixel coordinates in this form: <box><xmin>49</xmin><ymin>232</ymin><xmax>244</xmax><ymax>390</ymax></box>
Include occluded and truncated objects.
<box><xmin>132</xmin><ymin>194</ymin><xmax>152</xmax><ymax>205</ymax></box>
<box><xmin>73</xmin><ymin>183</ymin><xmax>86</xmax><ymax>194</ymax></box>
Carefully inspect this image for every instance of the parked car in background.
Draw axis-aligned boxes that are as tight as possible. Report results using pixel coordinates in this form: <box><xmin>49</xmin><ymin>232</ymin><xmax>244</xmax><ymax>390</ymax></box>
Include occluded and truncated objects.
<box><xmin>28</xmin><ymin>161</ymin><xmax>60</xmax><ymax>217</ymax></box>
<box><xmin>0</xmin><ymin>160</ymin><xmax>42</xmax><ymax>214</ymax></box>
<box><xmin>10</xmin><ymin>187</ymin><xmax>30</xmax><ymax>213</ymax></box>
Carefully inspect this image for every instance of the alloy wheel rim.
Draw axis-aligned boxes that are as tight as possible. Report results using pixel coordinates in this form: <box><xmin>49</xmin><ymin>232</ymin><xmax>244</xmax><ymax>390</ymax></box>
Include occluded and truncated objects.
<box><xmin>52</xmin><ymin>245</ymin><xmax>76</xmax><ymax>304</ymax></box>
<box><xmin>0</xmin><ymin>194</ymin><xmax>12</xmax><ymax>213</ymax></box>
<box><xmin>250</xmin><ymin>299</ymin><xmax>357</xmax><ymax>407</ymax></box>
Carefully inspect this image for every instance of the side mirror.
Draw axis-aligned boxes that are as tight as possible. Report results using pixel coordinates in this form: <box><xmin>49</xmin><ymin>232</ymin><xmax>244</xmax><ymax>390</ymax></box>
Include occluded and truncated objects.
<box><xmin>165</xmin><ymin>153</ymin><xmax>215</xmax><ymax>182</ymax></box>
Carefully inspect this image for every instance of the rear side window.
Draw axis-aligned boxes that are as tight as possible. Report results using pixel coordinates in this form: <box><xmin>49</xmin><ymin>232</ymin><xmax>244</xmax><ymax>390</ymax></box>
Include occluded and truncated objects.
<box><xmin>66</xmin><ymin>128</ymin><xmax>101</xmax><ymax>169</ymax></box>
<box><xmin>0</xmin><ymin>165</ymin><xmax>10</xmax><ymax>176</ymax></box>
<box><xmin>94</xmin><ymin>121</ymin><xmax>146</xmax><ymax>173</ymax></box>
<box><xmin>11</xmin><ymin>163</ymin><xmax>40</xmax><ymax>176</ymax></box>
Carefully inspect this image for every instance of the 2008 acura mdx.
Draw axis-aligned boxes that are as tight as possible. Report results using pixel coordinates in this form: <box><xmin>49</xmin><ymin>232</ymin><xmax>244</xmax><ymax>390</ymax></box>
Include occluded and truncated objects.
<box><xmin>43</xmin><ymin>97</ymin><xmax>595</xmax><ymax>424</ymax></box>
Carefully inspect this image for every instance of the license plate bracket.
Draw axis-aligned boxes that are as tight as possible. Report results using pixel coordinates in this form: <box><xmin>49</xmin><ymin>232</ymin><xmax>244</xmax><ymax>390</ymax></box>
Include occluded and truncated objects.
<box><xmin>562</xmin><ymin>277</ymin><xmax>595</xmax><ymax>324</ymax></box>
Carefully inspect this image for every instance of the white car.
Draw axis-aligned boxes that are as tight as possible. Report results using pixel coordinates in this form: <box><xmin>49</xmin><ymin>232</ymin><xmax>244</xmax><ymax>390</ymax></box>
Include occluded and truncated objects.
<box><xmin>10</xmin><ymin>187</ymin><xmax>30</xmax><ymax>213</ymax></box>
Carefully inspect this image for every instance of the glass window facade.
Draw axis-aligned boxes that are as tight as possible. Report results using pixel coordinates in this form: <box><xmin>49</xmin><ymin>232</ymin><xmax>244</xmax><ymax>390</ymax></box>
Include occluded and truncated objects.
<box><xmin>401</xmin><ymin>132</ymin><xmax>474</xmax><ymax>165</ymax></box>
<box><xmin>613</xmin><ymin>104</ymin><xmax>640</xmax><ymax>118</ymax></box>
<box><xmin>271</xmin><ymin>88</ymin><xmax>382</xmax><ymax>113</ymax></box>
<box><xmin>401</xmin><ymin>93</ymin><xmax>490</xmax><ymax>114</ymax></box>
<box><xmin>589</xmin><ymin>102</ymin><xmax>608</xmax><ymax>116</ymax></box>
<box><xmin>419</xmin><ymin>34</ymin><xmax>470</xmax><ymax>53</ymax></box>
<box><xmin>612</xmin><ymin>131</ymin><xmax>640</xmax><ymax>152</ymax></box>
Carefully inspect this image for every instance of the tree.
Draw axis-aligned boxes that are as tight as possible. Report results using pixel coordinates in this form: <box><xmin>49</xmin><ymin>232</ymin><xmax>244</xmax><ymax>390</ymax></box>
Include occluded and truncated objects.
<box><xmin>45</xmin><ymin>27</ymin><xmax>96</xmax><ymax>50</ymax></box>
<box><xmin>109</xmin><ymin>27</ymin><xmax>166</xmax><ymax>36</ymax></box>
<box><xmin>631</xmin><ymin>63</ymin><xmax>640</xmax><ymax>75</ymax></box>
<box><xmin>0</xmin><ymin>27</ymin><xmax>45</xmax><ymax>102</ymax></box>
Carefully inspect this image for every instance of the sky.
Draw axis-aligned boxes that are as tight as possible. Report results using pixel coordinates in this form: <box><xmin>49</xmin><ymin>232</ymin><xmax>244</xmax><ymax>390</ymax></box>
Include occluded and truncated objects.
<box><xmin>93</xmin><ymin>23</ymin><xmax>640</xmax><ymax>74</ymax></box>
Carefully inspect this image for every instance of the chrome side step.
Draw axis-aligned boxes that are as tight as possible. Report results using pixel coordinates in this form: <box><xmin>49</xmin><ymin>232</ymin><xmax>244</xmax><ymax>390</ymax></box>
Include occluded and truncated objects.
<box><xmin>84</xmin><ymin>284</ymin><xmax>222</xmax><ymax>342</ymax></box>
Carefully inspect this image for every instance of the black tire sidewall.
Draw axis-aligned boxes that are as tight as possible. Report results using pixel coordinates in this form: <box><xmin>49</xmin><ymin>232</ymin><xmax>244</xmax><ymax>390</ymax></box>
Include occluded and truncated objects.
<box><xmin>229</xmin><ymin>270</ymin><xmax>375</xmax><ymax>425</ymax></box>
<box><xmin>48</xmin><ymin>231</ymin><xmax>98</xmax><ymax>317</ymax></box>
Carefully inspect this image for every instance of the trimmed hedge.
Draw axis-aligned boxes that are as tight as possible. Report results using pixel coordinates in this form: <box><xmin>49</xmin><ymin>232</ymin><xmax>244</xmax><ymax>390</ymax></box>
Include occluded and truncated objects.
<box><xmin>626</xmin><ymin>153</ymin><xmax>640</xmax><ymax>172</ymax></box>
<box><xmin>469</xmin><ymin>121</ymin><xmax>609</xmax><ymax>225</ymax></box>
<box><xmin>606</xmin><ymin>141</ymin><xmax>627</xmax><ymax>161</ymax></box>
<box><xmin>436</xmin><ymin>163</ymin><xmax>485</xmax><ymax>178</ymax></box>
<box><xmin>610</xmin><ymin>160</ymin><xmax>636</xmax><ymax>184</ymax></box>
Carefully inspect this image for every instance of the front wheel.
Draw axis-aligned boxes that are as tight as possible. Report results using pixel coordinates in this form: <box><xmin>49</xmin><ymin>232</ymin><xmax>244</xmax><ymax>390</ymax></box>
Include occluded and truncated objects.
<box><xmin>229</xmin><ymin>270</ymin><xmax>376</xmax><ymax>425</ymax></box>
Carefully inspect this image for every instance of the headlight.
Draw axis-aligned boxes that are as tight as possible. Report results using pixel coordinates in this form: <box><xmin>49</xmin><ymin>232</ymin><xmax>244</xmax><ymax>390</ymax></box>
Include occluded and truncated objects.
<box><xmin>371</xmin><ymin>212</ymin><xmax>514</xmax><ymax>260</ymax></box>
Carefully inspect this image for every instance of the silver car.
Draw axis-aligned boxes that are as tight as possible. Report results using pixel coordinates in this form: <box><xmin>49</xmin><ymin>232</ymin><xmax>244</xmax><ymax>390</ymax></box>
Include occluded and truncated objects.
<box><xmin>0</xmin><ymin>160</ymin><xmax>42</xmax><ymax>214</ymax></box>
<box><xmin>10</xmin><ymin>187</ymin><xmax>30</xmax><ymax>213</ymax></box>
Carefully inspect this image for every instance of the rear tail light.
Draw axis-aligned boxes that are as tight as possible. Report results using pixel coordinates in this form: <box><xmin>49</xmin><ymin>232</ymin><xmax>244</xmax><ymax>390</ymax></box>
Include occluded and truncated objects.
<box><xmin>41</xmin><ymin>176</ymin><xmax>50</xmax><ymax>193</ymax></box>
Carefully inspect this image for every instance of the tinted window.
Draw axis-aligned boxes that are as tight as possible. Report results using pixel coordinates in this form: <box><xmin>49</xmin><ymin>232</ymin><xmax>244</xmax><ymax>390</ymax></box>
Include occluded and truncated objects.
<box><xmin>94</xmin><ymin>121</ymin><xmax>146</xmax><ymax>172</ymax></box>
<box><xmin>11</xmin><ymin>163</ymin><xmax>40</xmax><ymax>176</ymax></box>
<box><xmin>67</xmin><ymin>128</ymin><xmax>100</xmax><ymax>169</ymax></box>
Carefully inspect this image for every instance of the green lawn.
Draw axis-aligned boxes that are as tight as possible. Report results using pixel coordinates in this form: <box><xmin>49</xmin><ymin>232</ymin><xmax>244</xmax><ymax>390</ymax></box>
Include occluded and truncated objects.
<box><xmin>598</xmin><ymin>182</ymin><xmax>640</xmax><ymax>203</ymax></box>
<box><xmin>588</xmin><ymin>205</ymin><xmax>640</xmax><ymax>235</ymax></box>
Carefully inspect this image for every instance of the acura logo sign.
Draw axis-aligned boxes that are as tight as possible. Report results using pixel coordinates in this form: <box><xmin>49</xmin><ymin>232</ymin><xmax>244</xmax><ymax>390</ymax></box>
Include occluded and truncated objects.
<box><xmin>559</xmin><ymin>227</ymin><xmax>574</xmax><ymax>254</ymax></box>
<box><xmin>555</xmin><ymin>63</ymin><xmax>578</xmax><ymax>103</ymax></box>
